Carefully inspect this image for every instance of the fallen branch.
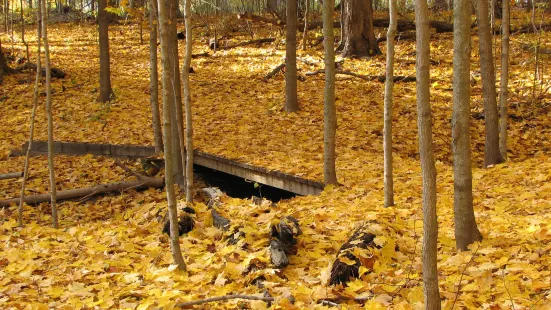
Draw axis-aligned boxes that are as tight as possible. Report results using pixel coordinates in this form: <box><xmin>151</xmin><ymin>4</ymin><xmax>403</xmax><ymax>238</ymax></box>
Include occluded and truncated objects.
<box><xmin>14</xmin><ymin>62</ymin><xmax>66</xmax><ymax>78</ymax></box>
<box><xmin>176</xmin><ymin>294</ymin><xmax>275</xmax><ymax>308</ymax></box>
<box><xmin>0</xmin><ymin>178</ymin><xmax>164</xmax><ymax>207</ymax></box>
<box><xmin>306</xmin><ymin>69</ymin><xmax>415</xmax><ymax>83</ymax></box>
<box><xmin>263</xmin><ymin>63</ymin><xmax>285</xmax><ymax>81</ymax></box>
<box><xmin>191</xmin><ymin>52</ymin><xmax>209</xmax><ymax>58</ymax></box>
<box><xmin>521</xmin><ymin>43</ymin><xmax>551</xmax><ymax>55</ymax></box>
<box><xmin>219</xmin><ymin>38</ymin><xmax>276</xmax><ymax>50</ymax></box>
<box><xmin>0</xmin><ymin>172</ymin><xmax>23</xmax><ymax>180</ymax></box>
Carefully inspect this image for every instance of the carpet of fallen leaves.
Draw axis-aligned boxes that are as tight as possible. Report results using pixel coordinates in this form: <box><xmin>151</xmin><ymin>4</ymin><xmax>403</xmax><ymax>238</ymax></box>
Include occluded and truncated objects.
<box><xmin>1</xmin><ymin>8</ymin><xmax>551</xmax><ymax>309</ymax></box>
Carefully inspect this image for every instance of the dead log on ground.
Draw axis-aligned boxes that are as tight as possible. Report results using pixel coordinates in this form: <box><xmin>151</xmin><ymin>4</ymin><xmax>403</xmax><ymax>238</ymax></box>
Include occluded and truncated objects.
<box><xmin>192</xmin><ymin>52</ymin><xmax>210</xmax><ymax>58</ymax></box>
<box><xmin>237</xmin><ymin>12</ymin><xmax>284</xmax><ymax>27</ymax></box>
<box><xmin>306</xmin><ymin>69</ymin><xmax>415</xmax><ymax>83</ymax></box>
<box><xmin>513</xmin><ymin>23</ymin><xmax>551</xmax><ymax>34</ymax></box>
<box><xmin>201</xmin><ymin>187</ymin><xmax>232</xmax><ymax>231</ymax></box>
<box><xmin>269</xmin><ymin>216</ymin><xmax>301</xmax><ymax>268</ymax></box>
<box><xmin>521</xmin><ymin>43</ymin><xmax>551</xmax><ymax>55</ymax></box>
<box><xmin>14</xmin><ymin>62</ymin><xmax>66</xmax><ymax>78</ymax></box>
<box><xmin>0</xmin><ymin>172</ymin><xmax>23</xmax><ymax>180</ymax></box>
<box><xmin>263</xmin><ymin>63</ymin><xmax>285</xmax><ymax>81</ymax></box>
<box><xmin>0</xmin><ymin>178</ymin><xmax>164</xmax><ymax>207</ymax></box>
<box><xmin>219</xmin><ymin>38</ymin><xmax>276</xmax><ymax>50</ymax></box>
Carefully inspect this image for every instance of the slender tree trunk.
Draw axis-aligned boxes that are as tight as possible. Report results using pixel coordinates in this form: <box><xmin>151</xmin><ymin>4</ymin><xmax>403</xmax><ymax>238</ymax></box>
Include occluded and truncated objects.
<box><xmin>182</xmin><ymin>0</ymin><xmax>193</xmax><ymax>203</ymax></box>
<box><xmin>20</xmin><ymin>0</ymin><xmax>30</xmax><ymax>61</ymax></box>
<box><xmin>285</xmin><ymin>0</ymin><xmax>299</xmax><ymax>112</ymax></box>
<box><xmin>341</xmin><ymin>0</ymin><xmax>381</xmax><ymax>57</ymax></box>
<box><xmin>98</xmin><ymin>0</ymin><xmax>114</xmax><ymax>102</ymax></box>
<box><xmin>148</xmin><ymin>0</ymin><xmax>163</xmax><ymax>153</ymax></box>
<box><xmin>302</xmin><ymin>0</ymin><xmax>309</xmax><ymax>50</ymax></box>
<box><xmin>415</xmin><ymin>0</ymin><xmax>440</xmax><ymax>306</ymax></box>
<box><xmin>323</xmin><ymin>0</ymin><xmax>337</xmax><ymax>185</ymax></box>
<box><xmin>19</xmin><ymin>3</ymin><xmax>42</xmax><ymax>226</ymax></box>
<box><xmin>499</xmin><ymin>0</ymin><xmax>509</xmax><ymax>160</ymax></box>
<box><xmin>383</xmin><ymin>0</ymin><xmax>396</xmax><ymax>208</ymax></box>
<box><xmin>475</xmin><ymin>0</ymin><xmax>503</xmax><ymax>167</ymax></box>
<box><xmin>0</xmin><ymin>39</ymin><xmax>4</xmax><ymax>84</ymax></box>
<box><xmin>157</xmin><ymin>0</ymin><xmax>186</xmax><ymax>271</ymax></box>
<box><xmin>453</xmin><ymin>0</ymin><xmax>483</xmax><ymax>252</ymax></box>
<box><xmin>41</xmin><ymin>0</ymin><xmax>58</xmax><ymax>228</ymax></box>
<box><xmin>17</xmin><ymin>1</ymin><xmax>42</xmax><ymax>226</ymax></box>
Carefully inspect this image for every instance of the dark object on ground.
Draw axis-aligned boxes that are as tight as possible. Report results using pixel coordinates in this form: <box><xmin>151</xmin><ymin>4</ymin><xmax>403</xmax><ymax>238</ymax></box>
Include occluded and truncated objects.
<box><xmin>329</xmin><ymin>227</ymin><xmax>378</xmax><ymax>285</ymax></box>
<box><xmin>269</xmin><ymin>216</ymin><xmax>301</xmax><ymax>268</ymax></box>
<box><xmin>162</xmin><ymin>207</ymin><xmax>195</xmax><ymax>236</ymax></box>
<box><xmin>177</xmin><ymin>31</ymin><xmax>185</xmax><ymax>40</ymax></box>
<box><xmin>140</xmin><ymin>157</ymin><xmax>164</xmax><ymax>176</ymax></box>
<box><xmin>14</xmin><ymin>62</ymin><xmax>66</xmax><ymax>78</ymax></box>
<box><xmin>209</xmin><ymin>38</ymin><xmax>218</xmax><ymax>50</ymax></box>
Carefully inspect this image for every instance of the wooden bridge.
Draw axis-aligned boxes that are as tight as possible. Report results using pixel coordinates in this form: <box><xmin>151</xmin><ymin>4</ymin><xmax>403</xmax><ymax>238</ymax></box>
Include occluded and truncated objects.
<box><xmin>11</xmin><ymin>141</ymin><xmax>324</xmax><ymax>196</ymax></box>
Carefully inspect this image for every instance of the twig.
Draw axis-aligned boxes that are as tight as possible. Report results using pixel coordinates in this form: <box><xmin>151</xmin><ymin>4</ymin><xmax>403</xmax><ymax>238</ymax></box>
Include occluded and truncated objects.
<box><xmin>319</xmin><ymin>300</ymin><xmax>341</xmax><ymax>308</ymax></box>
<box><xmin>305</xmin><ymin>69</ymin><xmax>416</xmax><ymax>83</ymax></box>
<box><xmin>0</xmin><ymin>172</ymin><xmax>23</xmax><ymax>180</ymax></box>
<box><xmin>502</xmin><ymin>267</ymin><xmax>516</xmax><ymax>310</ymax></box>
<box><xmin>176</xmin><ymin>294</ymin><xmax>275</xmax><ymax>307</ymax></box>
<box><xmin>450</xmin><ymin>243</ymin><xmax>481</xmax><ymax>310</ymax></box>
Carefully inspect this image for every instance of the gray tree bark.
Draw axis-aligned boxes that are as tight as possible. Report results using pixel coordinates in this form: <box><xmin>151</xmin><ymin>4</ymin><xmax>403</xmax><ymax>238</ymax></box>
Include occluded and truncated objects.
<box><xmin>285</xmin><ymin>0</ymin><xmax>299</xmax><ymax>112</ymax></box>
<box><xmin>182</xmin><ymin>0</ymin><xmax>194</xmax><ymax>203</ymax></box>
<box><xmin>323</xmin><ymin>0</ymin><xmax>337</xmax><ymax>185</ymax></box>
<box><xmin>148</xmin><ymin>0</ymin><xmax>163</xmax><ymax>153</ymax></box>
<box><xmin>475</xmin><ymin>0</ymin><xmax>503</xmax><ymax>167</ymax></box>
<box><xmin>157</xmin><ymin>0</ymin><xmax>186</xmax><ymax>271</ymax></box>
<box><xmin>415</xmin><ymin>0</ymin><xmax>440</xmax><ymax>306</ymax></box>
<box><xmin>499</xmin><ymin>0</ymin><xmax>509</xmax><ymax>160</ymax></box>
<box><xmin>453</xmin><ymin>0</ymin><xmax>483</xmax><ymax>251</ymax></box>
<box><xmin>42</xmin><ymin>0</ymin><xmax>58</xmax><ymax>228</ymax></box>
<box><xmin>98</xmin><ymin>0</ymin><xmax>114</xmax><ymax>102</ymax></box>
<box><xmin>383</xmin><ymin>0</ymin><xmax>396</xmax><ymax>208</ymax></box>
<box><xmin>19</xmin><ymin>3</ymin><xmax>42</xmax><ymax>226</ymax></box>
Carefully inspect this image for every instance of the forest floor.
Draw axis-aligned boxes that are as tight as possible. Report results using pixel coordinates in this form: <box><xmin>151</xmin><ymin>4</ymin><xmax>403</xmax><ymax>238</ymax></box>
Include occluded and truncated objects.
<box><xmin>1</xmin><ymin>9</ymin><xmax>551</xmax><ymax>309</ymax></box>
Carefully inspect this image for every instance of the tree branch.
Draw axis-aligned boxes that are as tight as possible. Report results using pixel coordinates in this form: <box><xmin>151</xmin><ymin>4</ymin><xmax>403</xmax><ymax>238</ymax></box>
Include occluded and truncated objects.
<box><xmin>176</xmin><ymin>294</ymin><xmax>275</xmax><ymax>307</ymax></box>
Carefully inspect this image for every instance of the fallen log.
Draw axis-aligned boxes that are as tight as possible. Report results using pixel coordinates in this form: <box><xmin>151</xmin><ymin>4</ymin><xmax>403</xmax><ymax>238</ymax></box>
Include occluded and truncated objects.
<box><xmin>263</xmin><ymin>63</ymin><xmax>285</xmax><ymax>81</ymax></box>
<box><xmin>201</xmin><ymin>187</ymin><xmax>232</xmax><ymax>231</ymax></box>
<box><xmin>219</xmin><ymin>38</ymin><xmax>276</xmax><ymax>50</ymax></box>
<box><xmin>521</xmin><ymin>43</ymin><xmax>551</xmax><ymax>55</ymax></box>
<box><xmin>237</xmin><ymin>12</ymin><xmax>283</xmax><ymax>27</ymax></box>
<box><xmin>0</xmin><ymin>178</ymin><xmax>164</xmax><ymax>207</ymax></box>
<box><xmin>14</xmin><ymin>62</ymin><xmax>66</xmax><ymax>78</ymax></box>
<box><xmin>192</xmin><ymin>52</ymin><xmax>210</xmax><ymax>58</ymax></box>
<box><xmin>0</xmin><ymin>172</ymin><xmax>23</xmax><ymax>180</ymax></box>
<box><xmin>306</xmin><ymin>69</ymin><xmax>416</xmax><ymax>83</ymax></box>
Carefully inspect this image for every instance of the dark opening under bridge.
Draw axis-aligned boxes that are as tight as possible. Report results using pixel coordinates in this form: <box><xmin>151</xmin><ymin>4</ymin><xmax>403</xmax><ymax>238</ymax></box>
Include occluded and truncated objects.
<box><xmin>11</xmin><ymin>141</ymin><xmax>324</xmax><ymax>196</ymax></box>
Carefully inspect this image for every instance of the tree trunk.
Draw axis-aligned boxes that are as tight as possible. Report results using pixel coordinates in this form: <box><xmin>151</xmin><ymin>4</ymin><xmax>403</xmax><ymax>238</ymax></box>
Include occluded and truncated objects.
<box><xmin>19</xmin><ymin>4</ymin><xmax>42</xmax><ymax>226</ymax></box>
<box><xmin>182</xmin><ymin>0</ymin><xmax>193</xmax><ymax>203</ymax></box>
<box><xmin>453</xmin><ymin>0</ymin><xmax>483</xmax><ymax>251</ymax></box>
<box><xmin>41</xmin><ymin>0</ymin><xmax>59</xmax><ymax>228</ymax></box>
<box><xmin>285</xmin><ymin>0</ymin><xmax>299</xmax><ymax>112</ymax></box>
<box><xmin>0</xmin><ymin>39</ymin><xmax>4</xmax><ymax>84</ymax></box>
<box><xmin>415</xmin><ymin>0</ymin><xmax>440</xmax><ymax>307</ymax></box>
<box><xmin>302</xmin><ymin>0</ymin><xmax>309</xmax><ymax>50</ymax></box>
<box><xmin>341</xmin><ymin>0</ymin><xmax>381</xmax><ymax>57</ymax></box>
<box><xmin>98</xmin><ymin>0</ymin><xmax>114</xmax><ymax>102</ymax></box>
<box><xmin>148</xmin><ymin>0</ymin><xmax>163</xmax><ymax>153</ymax></box>
<box><xmin>383</xmin><ymin>0</ymin><xmax>396</xmax><ymax>208</ymax></box>
<box><xmin>157</xmin><ymin>0</ymin><xmax>187</xmax><ymax>271</ymax></box>
<box><xmin>323</xmin><ymin>0</ymin><xmax>337</xmax><ymax>185</ymax></box>
<box><xmin>475</xmin><ymin>0</ymin><xmax>503</xmax><ymax>167</ymax></box>
<box><xmin>499</xmin><ymin>0</ymin><xmax>509</xmax><ymax>160</ymax></box>
<box><xmin>20</xmin><ymin>0</ymin><xmax>30</xmax><ymax>61</ymax></box>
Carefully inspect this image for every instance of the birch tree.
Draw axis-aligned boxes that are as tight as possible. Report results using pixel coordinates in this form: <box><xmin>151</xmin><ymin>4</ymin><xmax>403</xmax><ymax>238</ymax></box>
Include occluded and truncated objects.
<box><xmin>182</xmin><ymin>0</ymin><xmax>193</xmax><ymax>202</ymax></box>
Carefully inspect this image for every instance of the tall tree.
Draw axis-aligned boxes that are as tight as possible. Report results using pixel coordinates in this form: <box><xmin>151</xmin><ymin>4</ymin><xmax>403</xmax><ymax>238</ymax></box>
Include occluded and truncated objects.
<box><xmin>415</xmin><ymin>0</ymin><xmax>440</xmax><ymax>306</ymax></box>
<box><xmin>383</xmin><ymin>0</ymin><xmax>397</xmax><ymax>208</ymax></box>
<box><xmin>499</xmin><ymin>0</ymin><xmax>509</xmax><ymax>160</ymax></box>
<box><xmin>285</xmin><ymin>0</ymin><xmax>298</xmax><ymax>112</ymax></box>
<box><xmin>182</xmin><ymin>0</ymin><xmax>193</xmax><ymax>202</ymax></box>
<box><xmin>0</xmin><ymin>39</ymin><xmax>4</xmax><ymax>84</ymax></box>
<box><xmin>148</xmin><ymin>0</ymin><xmax>163</xmax><ymax>153</ymax></box>
<box><xmin>98</xmin><ymin>0</ymin><xmax>114</xmax><ymax>102</ymax></box>
<box><xmin>42</xmin><ymin>0</ymin><xmax>58</xmax><ymax>228</ymax></box>
<box><xmin>20</xmin><ymin>0</ymin><xmax>29</xmax><ymax>61</ymax></box>
<box><xmin>453</xmin><ymin>0</ymin><xmax>483</xmax><ymax>251</ymax></box>
<box><xmin>323</xmin><ymin>0</ymin><xmax>337</xmax><ymax>185</ymax></box>
<box><xmin>340</xmin><ymin>0</ymin><xmax>381</xmax><ymax>57</ymax></box>
<box><xmin>157</xmin><ymin>0</ymin><xmax>186</xmax><ymax>270</ymax></box>
<box><xmin>302</xmin><ymin>0</ymin><xmax>309</xmax><ymax>50</ymax></box>
<box><xmin>19</xmin><ymin>2</ymin><xmax>42</xmax><ymax>226</ymax></box>
<box><xmin>475</xmin><ymin>0</ymin><xmax>503</xmax><ymax>167</ymax></box>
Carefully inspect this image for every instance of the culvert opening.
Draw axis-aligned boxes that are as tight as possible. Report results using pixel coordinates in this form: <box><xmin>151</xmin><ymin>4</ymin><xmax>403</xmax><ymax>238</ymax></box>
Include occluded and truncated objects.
<box><xmin>193</xmin><ymin>165</ymin><xmax>297</xmax><ymax>202</ymax></box>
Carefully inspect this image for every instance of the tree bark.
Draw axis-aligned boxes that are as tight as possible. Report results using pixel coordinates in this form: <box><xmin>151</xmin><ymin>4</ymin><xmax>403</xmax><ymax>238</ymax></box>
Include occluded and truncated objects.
<box><xmin>415</xmin><ymin>0</ymin><xmax>440</xmax><ymax>306</ymax></box>
<box><xmin>98</xmin><ymin>0</ymin><xmax>114</xmax><ymax>102</ymax></box>
<box><xmin>182</xmin><ymin>0</ymin><xmax>193</xmax><ymax>203</ymax></box>
<box><xmin>323</xmin><ymin>0</ymin><xmax>337</xmax><ymax>185</ymax></box>
<box><xmin>20</xmin><ymin>0</ymin><xmax>30</xmax><ymax>61</ymax></box>
<box><xmin>341</xmin><ymin>0</ymin><xmax>381</xmax><ymax>57</ymax></box>
<box><xmin>40</xmin><ymin>0</ymin><xmax>59</xmax><ymax>228</ymax></box>
<box><xmin>383</xmin><ymin>0</ymin><xmax>396</xmax><ymax>208</ymax></box>
<box><xmin>19</xmin><ymin>4</ymin><xmax>42</xmax><ymax>226</ymax></box>
<box><xmin>499</xmin><ymin>0</ymin><xmax>509</xmax><ymax>160</ymax></box>
<box><xmin>0</xmin><ymin>39</ymin><xmax>4</xmax><ymax>84</ymax></box>
<box><xmin>157</xmin><ymin>0</ymin><xmax>187</xmax><ymax>271</ymax></box>
<box><xmin>148</xmin><ymin>0</ymin><xmax>163</xmax><ymax>153</ymax></box>
<box><xmin>302</xmin><ymin>0</ymin><xmax>309</xmax><ymax>50</ymax></box>
<box><xmin>285</xmin><ymin>0</ymin><xmax>299</xmax><ymax>112</ymax></box>
<box><xmin>453</xmin><ymin>0</ymin><xmax>483</xmax><ymax>251</ymax></box>
<box><xmin>475</xmin><ymin>0</ymin><xmax>503</xmax><ymax>167</ymax></box>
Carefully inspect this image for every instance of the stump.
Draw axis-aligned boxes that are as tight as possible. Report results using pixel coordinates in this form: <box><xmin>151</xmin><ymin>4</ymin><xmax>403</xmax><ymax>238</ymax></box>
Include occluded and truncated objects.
<box><xmin>209</xmin><ymin>38</ymin><xmax>219</xmax><ymax>50</ymax></box>
<box><xmin>329</xmin><ymin>228</ymin><xmax>377</xmax><ymax>285</ymax></box>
